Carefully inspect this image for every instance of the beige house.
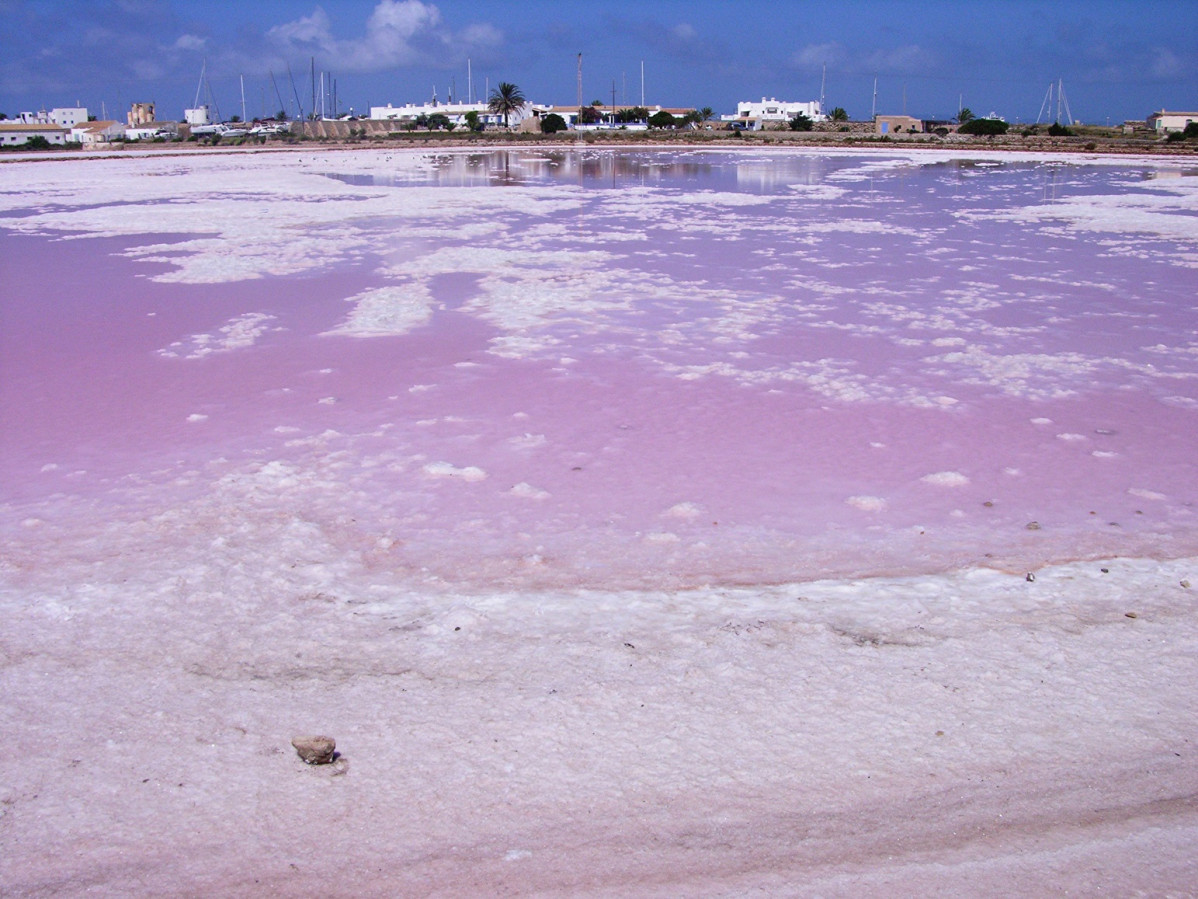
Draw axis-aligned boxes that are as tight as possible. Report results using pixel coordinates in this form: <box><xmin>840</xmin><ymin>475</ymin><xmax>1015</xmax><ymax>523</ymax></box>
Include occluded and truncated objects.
<box><xmin>1147</xmin><ymin>111</ymin><xmax>1197</xmax><ymax>133</ymax></box>
<box><xmin>875</xmin><ymin>115</ymin><xmax>924</xmax><ymax>135</ymax></box>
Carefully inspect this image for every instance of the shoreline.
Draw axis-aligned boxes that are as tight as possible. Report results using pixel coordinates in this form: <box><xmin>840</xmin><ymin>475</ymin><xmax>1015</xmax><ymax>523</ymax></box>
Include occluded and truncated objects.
<box><xmin>4</xmin><ymin>127</ymin><xmax>1198</xmax><ymax>165</ymax></box>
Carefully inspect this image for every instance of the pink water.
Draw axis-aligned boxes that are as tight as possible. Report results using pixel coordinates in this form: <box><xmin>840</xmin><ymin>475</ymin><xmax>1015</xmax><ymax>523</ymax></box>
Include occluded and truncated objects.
<box><xmin>2</xmin><ymin>150</ymin><xmax>1196</xmax><ymax>588</ymax></box>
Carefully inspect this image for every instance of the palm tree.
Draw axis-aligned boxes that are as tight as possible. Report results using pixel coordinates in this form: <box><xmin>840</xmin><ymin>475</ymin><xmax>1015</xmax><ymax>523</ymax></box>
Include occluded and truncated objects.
<box><xmin>488</xmin><ymin>82</ymin><xmax>525</xmax><ymax>128</ymax></box>
<box><xmin>957</xmin><ymin>107</ymin><xmax>975</xmax><ymax>125</ymax></box>
<box><xmin>829</xmin><ymin>107</ymin><xmax>849</xmax><ymax>122</ymax></box>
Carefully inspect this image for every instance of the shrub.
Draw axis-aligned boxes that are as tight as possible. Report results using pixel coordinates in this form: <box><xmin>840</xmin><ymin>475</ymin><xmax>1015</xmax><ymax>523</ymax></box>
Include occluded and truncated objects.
<box><xmin>789</xmin><ymin>113</ymin><xmax>813</xmax><ymax>131</ymax></box>
<box><xmin>1047</xmin><ymin>122</ymin><xmax>1072</xmax><ymax>137</ymax></box>
<box><xmin>959</xmin><ymin>118</ymin><xmax>1009</xmax><ymax>136</ymax></box>
<box><xmin>541</xmin><ymin>113</ymin><xmax>568</xmax><ymax>134</ymax></box>
<box><xmin>648</xmin><ymin>110</ymin><xmax>676</xmax><ymax>129</ymax></box>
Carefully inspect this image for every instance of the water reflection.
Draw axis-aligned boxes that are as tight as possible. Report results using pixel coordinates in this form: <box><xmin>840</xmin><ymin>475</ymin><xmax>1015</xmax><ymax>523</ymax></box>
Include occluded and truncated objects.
<box><xmin>326</xmin><ymin>150</ymin><xmax>846</xmax><ymax>193</ymax></box>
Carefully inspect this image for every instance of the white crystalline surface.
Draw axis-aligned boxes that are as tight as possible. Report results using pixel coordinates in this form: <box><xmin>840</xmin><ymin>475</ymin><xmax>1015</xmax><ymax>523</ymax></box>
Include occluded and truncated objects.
<box><xmin>2</xmin><ymin>148</ymin><xmax>1196</xmax><ymax>894</ymax></box>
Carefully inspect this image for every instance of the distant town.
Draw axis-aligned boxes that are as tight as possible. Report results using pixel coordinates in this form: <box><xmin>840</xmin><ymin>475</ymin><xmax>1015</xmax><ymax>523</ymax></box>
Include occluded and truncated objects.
<box><xmin>2</xmin><ymin>87</ymin><xmax>1196</xmax><ymax>150</ymax></box>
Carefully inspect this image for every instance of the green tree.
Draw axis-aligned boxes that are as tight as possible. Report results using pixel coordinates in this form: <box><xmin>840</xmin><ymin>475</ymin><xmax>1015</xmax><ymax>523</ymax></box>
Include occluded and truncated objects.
<box><xmin>488</xmin><ymin>82</ymin><xmax>526</xmax><ymax>128</ymax></box>
<box><xmin>698</xmin><ymin>106</ymin><xmax>714</xmax><ymax>121</ymax></box>
<box><xmin>649</xmin><ymin>110</ymin><xmax>676</xmax><ymax>129</ymax></box>
<box><xmin>829</xmin><ymin>107</ymin><xmax>849</xmax><ymax>122</ymax></box>
<box><xmin>24</xmin><ymin>135</ymin><xmax>52</xmax><ymax>150</ymax></box>
<box><xmin>541</xmin><ymin>113</ymin><xmax>568</xmax><ymax>134</ymax></box>
<box><xmin>957</xmin><ymin>107</ymin><xmax>975</xmax><ymax>124</ymax></box>
<box><xmin>426</xmin><ymin>113</ymin><xmax>451</xmax><ymax>130</ymax></box>
<box><xmin>615</xmin><ymin>106</ymin><xmax>648</xmax><ymax>124</ymax></box>
<box><xmin>463</xmin><ymin>110</ymin><xmax>482</xmax><ymax>132</ymax></box>
<box><xmin>789</xmin><ymin>112</ymin><xmax>814</xmax><ymax>131</ymax></box>
<box><xmin>1047</xmin><ymin>122</ymin><xmax>1072</xmax><ymax>137</ymax></box>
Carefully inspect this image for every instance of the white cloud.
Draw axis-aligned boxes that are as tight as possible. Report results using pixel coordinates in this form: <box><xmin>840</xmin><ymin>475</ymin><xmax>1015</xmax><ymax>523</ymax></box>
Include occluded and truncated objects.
<box><xmin>792</xmin><ymin>41</ymin><xmax>933</xmax><ymax>75</ymax></box>
<box><xmin>173</xmin><ymin>34</ymin><xmax>206</xmax><ymax>52</ymax></box>
<box><xmin>1151</xmin><ymin>49</ymin><xmax>1185</xmax><ymax>79</ymax></box>
<box><xmin>792</xmin><ymin>42</ymin><xmax>846</xmax><ymax>70</ymax></box>
<box><xmin>265</xmin><ymin>0</ymin><xmax>499</xmax><ymax>72</ymax></box>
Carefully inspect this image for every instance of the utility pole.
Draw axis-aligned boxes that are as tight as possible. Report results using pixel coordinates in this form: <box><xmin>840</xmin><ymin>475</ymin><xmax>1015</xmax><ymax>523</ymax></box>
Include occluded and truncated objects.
<box><xmin>577</xmin><ymin>53</ymin><xmax>583</xmax><ymax>111</ymax></box>
<box><xmin>468</xmin><ymin>59</ymin><xmax>473</xmax><ymax>104</ymax></box>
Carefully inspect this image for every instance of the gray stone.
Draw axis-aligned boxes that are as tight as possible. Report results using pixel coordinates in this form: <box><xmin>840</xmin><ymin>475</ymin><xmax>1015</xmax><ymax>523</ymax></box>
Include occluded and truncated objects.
<box><xmin>291</xmin><ymin>735</ymin><xmax>336</xmax><ymax>765</ymax></box>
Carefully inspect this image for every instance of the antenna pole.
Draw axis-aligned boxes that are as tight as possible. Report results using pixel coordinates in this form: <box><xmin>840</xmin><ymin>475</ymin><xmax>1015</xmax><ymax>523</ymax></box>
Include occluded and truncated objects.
<box><xmin>872</xmin><ymin>76</ymin><xmax>877</xmax><ymax>119</ymax></box>
<box><xmin>240</xmin><ymin>74</ymin><xmax>246</xmax><ymax>122</ymax></box>
<box><xmin>641</xmin><ymin>60</ymin><xmax>645</xmax><ymax>107</ymax></box>
<box><xmin>577</xmin><ymin>53</ymin><xmax>583</xmax><ymax>111</ymax></box>
<box><xmin>468</xmin><ymin>59</ymin><xmax>473</xmax><ymax>104</ymax></box>
<box><xmin>820</xmin><ymin>63</ymin><xmax>826</xmax><ymax>114</ymax></box>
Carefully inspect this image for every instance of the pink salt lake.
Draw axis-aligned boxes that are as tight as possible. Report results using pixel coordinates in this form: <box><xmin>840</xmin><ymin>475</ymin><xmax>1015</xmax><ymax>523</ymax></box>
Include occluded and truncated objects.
<box><xmin>2</xmin><ymin>149</ymin><xmax>1196</xmax><ymax>588</ymax></box>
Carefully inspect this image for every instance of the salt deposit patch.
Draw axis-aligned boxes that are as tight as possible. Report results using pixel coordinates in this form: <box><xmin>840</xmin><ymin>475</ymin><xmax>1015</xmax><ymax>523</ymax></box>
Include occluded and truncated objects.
<box><xmin>323</xmin><ymin>284</ymin><xmax>434</xmax><ymax>337</ymax></box>
<box><xmin>920</xmin><ymin>471</ymin><xmax>970</xmax><ymax>487</ymax></box>
<box><xmin>422</xmin><ymin>462</ymin><xmax>488</xmax><ymax>482</ymax></box>
<box><xmin>508</xmin><ymin>482</ymin><xmax>550</xmax><ymax>500</ymax></box>
<box><xmin>846</xmin><ymin>495</ymin><xmax>888</xmax><ymax>512</ymax></box>
<box><xmin>158</xmin><ymin>312</ymin><xmax>279</xmax><ymax>359</ymax></box>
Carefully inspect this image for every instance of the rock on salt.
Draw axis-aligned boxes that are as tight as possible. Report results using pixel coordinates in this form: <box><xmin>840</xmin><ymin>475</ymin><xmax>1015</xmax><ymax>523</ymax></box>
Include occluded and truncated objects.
<box><xmin>291</xmin><ymin>735</ymin><xmax>336</xmax><ymax>765</ymax></box>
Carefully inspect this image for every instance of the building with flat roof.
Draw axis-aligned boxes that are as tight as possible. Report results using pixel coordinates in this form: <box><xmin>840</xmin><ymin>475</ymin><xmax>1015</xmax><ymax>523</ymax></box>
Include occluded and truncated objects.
<box><xmin>875</xmin><ymin>115</ymin><xmax>924</xmax><ymax>135</ymax></box>
<box><xmin>1147</xmin><ymin>111</ymin><xmax>1198</xmax><ymax>133</ymax></box>
<box><xmin>722</xmin><ymin>98</ymin><xmax>823</xmax><ymax>130</ymax></box>
<box><xmin>369</xmin><ymin>101</ymin><xmax>508</xmax><ymax>127</ymax></box>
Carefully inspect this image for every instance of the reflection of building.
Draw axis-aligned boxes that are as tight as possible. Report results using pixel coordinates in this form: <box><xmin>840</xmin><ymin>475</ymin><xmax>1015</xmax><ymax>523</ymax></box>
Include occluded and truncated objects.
<box><xmin>0</xmin><ymin>123</ymin><xmax>70</xmax><ymax>145</ymax></box>
<box><xmin>722</xmin><ymin>98</ymin><xmax>823</xmax><ymax>129</ymax></box>
<box><xmin>1147</xmin><ymin>110</ymin><xmax>1197</xmax><ymax>133</ymax></box>
<box><xmin>128</xmin><ymin>102</ymin><xmax>155</xmax><ymax>127</ymax></box>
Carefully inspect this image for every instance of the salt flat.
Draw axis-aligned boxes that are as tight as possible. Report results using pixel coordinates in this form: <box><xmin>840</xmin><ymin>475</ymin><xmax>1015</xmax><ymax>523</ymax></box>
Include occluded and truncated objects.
<box><xmin>1</xmin><ymin>147</ymin><xmax>1196</xmax><ymax>895</ymax></box>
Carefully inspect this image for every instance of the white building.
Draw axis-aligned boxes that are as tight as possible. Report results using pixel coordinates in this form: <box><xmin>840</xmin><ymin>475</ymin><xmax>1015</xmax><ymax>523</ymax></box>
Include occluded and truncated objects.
<box><xmin>70</xmin><ymin>120</ymin><xmax>126</xmax><ymax>146</ymax></box>
<box><xmin>369</xmin><ymin>101</ymin><xmax>510</xmax><ymax>127</ymax></box>
<box><xmin>0</xmin><ymin>123</ymin><xmax>70</xmax><ymax>146</ymax></box>
<box><xmin>184</xmin><ymin>106</ymin><xmax>211</xmax><ymax>127</ymax></box>
<box><xmin>722</xmin><ymin>97</ymin><xmax>824</xmax><ymax>129</ymax></box>
<box><xmin>126</xmin><ymin>122</ymin><xmax>180</xmax><ymax>141</ymax></box>
<box><xmin>1147</xmin><ymin>110</ymin><xmax>1198</xmax><ymax>133</ymax></box>
<box><xmin>14</xmin><ymin>106</ymin><xmax>89</xmax><ymax>128</ymax></box>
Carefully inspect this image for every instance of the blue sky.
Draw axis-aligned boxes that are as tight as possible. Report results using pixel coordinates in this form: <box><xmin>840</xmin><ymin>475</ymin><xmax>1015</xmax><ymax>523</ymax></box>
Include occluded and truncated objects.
<box><xmin>1</xmin><ymin>0</ymin><xmax>1195</xmax><ymax>124</ymax></box>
